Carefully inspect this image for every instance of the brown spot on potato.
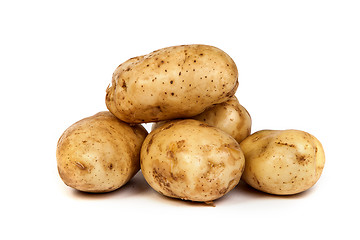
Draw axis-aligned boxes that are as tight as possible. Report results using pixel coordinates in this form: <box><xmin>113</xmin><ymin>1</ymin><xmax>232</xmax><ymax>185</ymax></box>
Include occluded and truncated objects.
<box><xmin>176</xmin><ymin>140</ymin><xmax>185</xmax><ymax>148</ymax></box>
<box><xmin>199</xmin><ymin>123</ymin><xmax>211</xmax><ymax>128</ymax></box>
<box><xmin>167</xmin><ymin>150</ymin><xmax>175</xmax><ymax>159</ymax></box>
<box><xmin>155</xmin><ymin>105</ymin><xmax>162</xmax><ymax>112</ymax></box>
<box><xmin>162</xmin><ymin>123</ymin><xmax>174</xmax><ymax>130</ymax></box>
<box><xmin>108</xmin><ymin>163</ymin><xmax>113</xmax><ymax>170</ymax></box>
<box><xmin>152</xmin><ymin>169</ymin><xmax>179</xmax><ymax>198</ymax></box>
<box><xmin>200</xmin><ymin>145</ymin><xmax>213</xmax><ymax>152</ymax></box>
<box><xmin>259</xmin><ymin>144</ymin><xmax>269</xmax><ymax>155</ymax></box>
<box><xmin>275</xmin><ymin>141</ymin><xmax>295</xmax><ymax>147</ymax></box>
<box><xmin>219</xmin><ymin>187</ymin><xmax>227</xmax><ymax>195</ymax></box>
<box><xmin>121</xmin><ymin>80</ymin><xmax>127</xmax><ymax>91</ymax></box>
<box><xmin>153</xmin><ymin>169</ymin><xmax>170</xmax><ymax>187</ymax></box>
<box><xmin>202</xmin><ymin>161</ymin><xmax>225</xmax><ymax>182</ymax></box>
<box><xmin>296</xmin><ymin>154</ymin><xmax>307</xmax><ymax>164</ymax></box>
<box><xmin>74</xmin><ymin>161</ymin><xmax>86</xmax><ymax>170</ymax></box>
<box><xmin>170</xmin><ymin>172</ymin><xmax>185</xmax><ymax>181</ymax></box>
<box><xmin>146</xmin><ymin>137</ymin><xmax>154</xmax><ymax>154</ymax></box>
<box><xmin>253</xmin><ymin>175</ymin><xmax>261</xmax><ymax>187</ymax></box>
<box><xmin>252</xmin><ymin>136</ymin><xmax>260</xmax><ymax>142</ymax></box>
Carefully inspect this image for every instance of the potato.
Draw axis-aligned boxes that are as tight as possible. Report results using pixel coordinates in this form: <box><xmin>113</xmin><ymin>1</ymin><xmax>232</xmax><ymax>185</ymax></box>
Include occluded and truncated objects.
<box><xmin>141</xmin><ymin>119</ymin><xmax>245</xmax><ymax>202</ymax></box>
<box><xmin>152</xmin><ymin>96</ymin><xmax>251</xmax><ymax>143</ymax></box>
<box><xmin>56</xmin><ymin>111</ymin><xmax>148</xmax><ymax>193</ymax></box>
<box><xmin>106</xmin><ymin>44</ymin><xmax>238</xmax><ymax>123</ymax></box>
<box><xmin>240</xmin><ymin>129</ymin><xmax>325</xmax><ymax>195</ymax></box>
<box><xmin>193</xmin><ymin>96</ymin><xmax>251</xmax><ymax>143</ymax></box>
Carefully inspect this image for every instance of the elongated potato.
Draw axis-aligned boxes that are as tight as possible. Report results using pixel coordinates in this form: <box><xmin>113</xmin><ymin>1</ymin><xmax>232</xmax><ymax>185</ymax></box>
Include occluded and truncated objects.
<box><xmin>141</xmin><ymin>119</ymin><xmax>245</xmax><ymax>202</ymax></box>
<box><xmin>106</xmin><ymin>44</ymin><xmax>238</xmax><ymax>123</ymax></box>
<box><xmin>152</xmin><ymin>96</ymin><xmax>251</xmax><ymax>143</ymax></box>
<box><xmin>56</xmin><ymin>111</ymin><xmax>147</xmax><ymax>193</ymax></box>
<box><xmin>240</xmin><ymin>129</ymin><xmax>325</xmax><ymax>195</ymax></box>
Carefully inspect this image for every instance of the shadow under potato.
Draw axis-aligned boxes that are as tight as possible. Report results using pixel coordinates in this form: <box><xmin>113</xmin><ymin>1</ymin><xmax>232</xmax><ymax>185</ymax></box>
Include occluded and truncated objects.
<box><xmin>69</xmin><ymin>172</ymin><xmax>316</xmax><ymax>203</ymax></box>
<box><xmin>70</xmin><ymin>171</ymin><xmax>150</xmax><ymax>200</ymax></box>
<box><xmin>153</xmin><ymin>193</ymin><xmax>217</xmax><ymax>207</ymax></box>
<box><xmin>235</xmin><ymin>180</ymin><xmax>316</xmax><ymax>199</ymax></box>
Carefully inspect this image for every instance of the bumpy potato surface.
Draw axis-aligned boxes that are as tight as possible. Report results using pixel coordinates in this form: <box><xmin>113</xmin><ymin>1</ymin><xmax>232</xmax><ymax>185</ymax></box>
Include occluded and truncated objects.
<box><xmin>192</xmin><ymin>96</ymin><xmax>251</xmax><ymax>143</ymax></box>
<box><xmin>56</xmin><ymin>111</ymin><xmax>147</xmax><ymax>192</ymax></box>
<box><xmin>240</xmin><ymin>129</ymin><xmax>325</xmax><ymax>195</ymax></box>
<box><xmin>152</xmin><ymin>96</ymin><xmax>251</xmax><ymax>143</ymax></box>
<box><xmin>106</xmin><ymin>44</ymin><xmax>238</xmax><ymax>123</ymax></box>
<box><xmin>141</xmin><ymin>119</ymin><xmax>245</xmax><ymax>202</ymax></box>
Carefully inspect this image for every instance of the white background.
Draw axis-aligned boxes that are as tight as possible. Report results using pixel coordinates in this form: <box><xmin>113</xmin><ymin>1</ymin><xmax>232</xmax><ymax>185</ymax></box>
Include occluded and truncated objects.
<box><xmin>1</xmin><ymin>0</ymin><xmax>359</xmax><ymax>239</ymax></box>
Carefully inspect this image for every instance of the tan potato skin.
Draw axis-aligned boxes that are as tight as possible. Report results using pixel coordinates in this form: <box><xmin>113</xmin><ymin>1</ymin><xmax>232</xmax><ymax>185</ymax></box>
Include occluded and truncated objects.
<box><xmin>153</xmin><ymin>96</ymin><xmax>251</xmax><ymax>143</ymax></box>
<box><xmin>56</xmin><ymin>111</ymin><xmax>148</xmax><ymax>193</ymax></box>
<box><xmin>106</xmin><ymin>44</ymin><xmax>238</xmax><ymax>123</ymax></box>
<box><xmin>193</xmin><ymin>96</ymin><xmax>251</xmax><ymax>143</ymax></box>
<box><xmin>141</xmin><ymin>119</ymin><xmax>245</xmax><ymax>202</ymax></box>
<box><xmin>240</xmin><ymin>129</ymin><xmax>325</xmax><ymax>195</ymax></box>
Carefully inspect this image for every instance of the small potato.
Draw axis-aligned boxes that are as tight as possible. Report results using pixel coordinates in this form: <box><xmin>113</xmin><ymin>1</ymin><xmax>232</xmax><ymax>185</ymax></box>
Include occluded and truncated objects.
<box><xmin>56</xmin><ymin>111</ymin><xmax>147</xmax><ymax>193</ymax></box>
<box><xmin>153</xmin><ymin>96</ymin><xmax>251</xmax><ymax>143</ymax></box>
<box><xmin>240</xmin><ymin>129</ymin><xmax>325</xmax><ymax>195</ymax></box>
<box><xmin>106</xmin><ymin>44</ymin><xmax>238</xmax><ymax>123</ymax></box>
<box><xmin>141</xmin><ymin>119</ymin><xmax>245</xmax><ymax>202</ymax></box>
<box><xmin>193</xmin><ymin>96</ymin><xmax>251</xmax><ymax>143</ymax></box>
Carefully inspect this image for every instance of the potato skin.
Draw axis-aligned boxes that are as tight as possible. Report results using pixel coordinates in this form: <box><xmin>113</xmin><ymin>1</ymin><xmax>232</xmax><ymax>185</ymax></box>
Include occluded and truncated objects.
<box><xmin>153</xmin><ymin>96</ymin><xmax>251</xmax><ymax>143</ymax></box>
<box><xmin>193</xmin><ymin>96</ymin><xmax>251</xmax><ymax>143</ymax></box>
<box><xmin>106</xmin><ymin>44</ymin><xmax>238</xmax><ymax>123</ymax></box>
<box><xmin>56</xmin><ymin>111</ymin><xmax>148</xmax><ymax>193</ymax></box>
<box><xmin>141</xmin><ymin>119</ymin><xmax>245</xmax><ymax>202</ymax></box>
<box><xmin>240</xmin><ymin>129</ymin><xmax>325</xmax><ymax>195</ymax></box>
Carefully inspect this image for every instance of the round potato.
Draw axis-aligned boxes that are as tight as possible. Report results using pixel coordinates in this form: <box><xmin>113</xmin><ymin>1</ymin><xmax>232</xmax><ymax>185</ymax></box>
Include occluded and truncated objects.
<box><xmin>141</xmin><ymin>119</ymin><xmax>245</xmax><ymax>202</ymax></box>
<box><xmin>106</xmin><ymin>44</ymin><xmax>238</xmax><ymax>123</ymax></box>
<box><xmin>240</xmin><ymin>129</ymin><xmax>325</xmax><ymax>195</ymax></box>
<box><xmin>56</xmin><ymin>111</ymin><xmax>148</xmax><ymax>193</ymax></box>
<box><xmin>152</xmin><ymin>96</ymin><xmax>251</xmax><ymax>143</ymax></box>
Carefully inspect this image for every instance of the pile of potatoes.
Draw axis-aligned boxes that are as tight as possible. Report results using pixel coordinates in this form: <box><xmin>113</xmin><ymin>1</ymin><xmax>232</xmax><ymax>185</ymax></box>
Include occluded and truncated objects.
<box><xmin>57</xmin><ymin>44</ymin><xmax>325</xmax><ymax>202</ymax></box>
